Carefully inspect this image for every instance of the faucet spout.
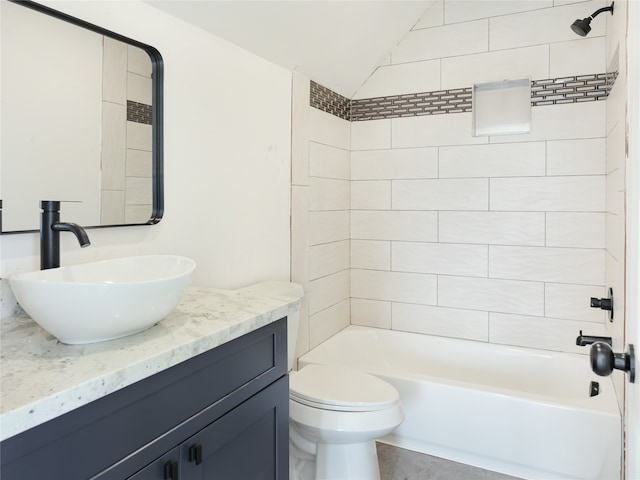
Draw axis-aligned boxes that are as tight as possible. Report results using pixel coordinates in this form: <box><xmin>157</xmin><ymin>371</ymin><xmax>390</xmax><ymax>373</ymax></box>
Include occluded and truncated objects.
<box><xmin>52</xmin><ymin>222</ymin><xmax>91</xmax><ymax>247</ymax></box>
<box><xmin>40</xmin><ymin>200</ymin><xmax>91</xmax><ymax>270</ymax></box>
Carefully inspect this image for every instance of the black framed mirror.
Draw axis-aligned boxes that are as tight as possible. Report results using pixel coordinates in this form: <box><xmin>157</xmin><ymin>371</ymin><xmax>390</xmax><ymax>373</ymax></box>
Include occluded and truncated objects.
<box><xmin>1</xmin><ymin>0</ymin><xmax>163</xmax><ymax>233</ymax></box>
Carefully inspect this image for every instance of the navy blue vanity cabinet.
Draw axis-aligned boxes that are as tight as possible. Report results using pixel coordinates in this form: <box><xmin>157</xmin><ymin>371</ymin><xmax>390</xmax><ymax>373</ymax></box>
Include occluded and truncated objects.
<box><xmin>127</xmin><ymin>377</ymin><xmax>288</xmax><ymax>480</ymax></box>
<box><xmin>0</xmin><ymin>319</ymin><xmax>289</xmax><ymax>480</ymax></box>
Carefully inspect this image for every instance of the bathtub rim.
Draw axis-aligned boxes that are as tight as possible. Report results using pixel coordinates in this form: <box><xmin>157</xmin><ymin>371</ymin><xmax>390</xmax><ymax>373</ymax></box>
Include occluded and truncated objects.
<box><xmin>299</xmin><ymin>325</ymin><xmax>621</xmax><ymax>417</ymax></box>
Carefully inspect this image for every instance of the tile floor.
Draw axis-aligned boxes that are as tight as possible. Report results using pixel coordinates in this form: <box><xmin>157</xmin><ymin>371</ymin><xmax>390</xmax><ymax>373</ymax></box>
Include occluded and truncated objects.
<box><xmin>377</xmin><ymin>443</ymin><xmax>523</xmax><ymax>480</ymax></box>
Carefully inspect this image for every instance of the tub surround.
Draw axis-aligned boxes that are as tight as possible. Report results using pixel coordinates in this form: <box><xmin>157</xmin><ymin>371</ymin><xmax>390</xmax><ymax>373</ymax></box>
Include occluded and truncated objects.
<box><xmin>0</xmin><ymin>286</ymin><xmax>299</xmax><ymax>442</ymax></box>
<box><xmin>291</xmin><ymin>1</ymin><xmax>622</xmax><ymax>360</ymax></box>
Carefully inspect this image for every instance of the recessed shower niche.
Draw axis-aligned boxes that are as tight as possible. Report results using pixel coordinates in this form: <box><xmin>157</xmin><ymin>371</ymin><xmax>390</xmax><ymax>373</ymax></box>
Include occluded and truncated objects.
<box><xmin>472</xmin><ymin>78</ymin><xmax>531</xmax><ymax>137</ymax></box>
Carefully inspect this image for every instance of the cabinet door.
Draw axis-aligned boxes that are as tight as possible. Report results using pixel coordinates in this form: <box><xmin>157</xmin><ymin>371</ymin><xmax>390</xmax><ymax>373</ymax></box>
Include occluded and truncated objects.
<box><xmin>127</xmin><ymin>448</ymin><xmax>180</xmax><ymax>480</ymax></box>
<box><xmin>181</xmin><ymin>376</ymin><xmax>289</xmax><ymax>480</ymax></box>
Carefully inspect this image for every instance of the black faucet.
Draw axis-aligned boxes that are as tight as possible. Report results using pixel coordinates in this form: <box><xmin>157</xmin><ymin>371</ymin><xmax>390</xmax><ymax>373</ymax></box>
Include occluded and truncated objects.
<box><xmin>576</xmin><ymin>330</ymin><xmax>612</xmax><ymax>347</ymax></box>
<box><xmin>40</xmin><ymin>200</ymin><xmax>91</xmax><ymax>270</ymax></box>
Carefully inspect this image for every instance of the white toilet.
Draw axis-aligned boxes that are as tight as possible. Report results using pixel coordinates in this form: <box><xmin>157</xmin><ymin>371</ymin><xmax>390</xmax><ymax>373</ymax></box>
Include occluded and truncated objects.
<box><xmin>237</xmin><ymin>281</ymin><xmax>404</xmax><ymax>480</ymax></box>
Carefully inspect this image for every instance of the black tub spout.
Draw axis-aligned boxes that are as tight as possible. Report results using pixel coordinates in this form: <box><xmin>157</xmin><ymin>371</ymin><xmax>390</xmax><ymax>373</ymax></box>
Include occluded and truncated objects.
<box><xmin>576</xmin><ymin>330</ymin><xmax>612</xmax><ymax>347</ymax></box>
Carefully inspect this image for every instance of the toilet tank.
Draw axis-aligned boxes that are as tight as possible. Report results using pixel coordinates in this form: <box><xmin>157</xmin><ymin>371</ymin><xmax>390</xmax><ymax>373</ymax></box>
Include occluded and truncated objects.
<box><xmin>235</xmin><ymin>281</ymin><xmax>304</xmax><ymax>371</ymax></box>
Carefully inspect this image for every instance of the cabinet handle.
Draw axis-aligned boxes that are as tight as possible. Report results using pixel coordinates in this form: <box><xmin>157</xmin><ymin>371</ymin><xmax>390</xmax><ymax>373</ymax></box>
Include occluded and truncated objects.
<box><xmin>164</xmin><ymin>460</ymin><xmax>179</xmax><ymax>480</ymax></box>
<box><xmin>189</xmin><ymin>444</ymin><xmax>203</xmax><ymax>465</ymax></box>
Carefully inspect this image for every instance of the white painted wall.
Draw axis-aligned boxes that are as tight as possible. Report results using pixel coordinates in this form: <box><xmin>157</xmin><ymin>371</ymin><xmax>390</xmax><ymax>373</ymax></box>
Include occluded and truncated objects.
<box><xmin>0</xmin><ymin>1</ymin><xmax>292</xmax><ymax>303</ymax></box>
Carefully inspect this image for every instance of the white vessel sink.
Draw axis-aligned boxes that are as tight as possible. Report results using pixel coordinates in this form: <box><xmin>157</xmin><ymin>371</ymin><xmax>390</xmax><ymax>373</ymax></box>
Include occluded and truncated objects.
<box><xmin>9</xmin><ymin>255</ymin><xmax>196</xmax><ymax>344</ymax></box>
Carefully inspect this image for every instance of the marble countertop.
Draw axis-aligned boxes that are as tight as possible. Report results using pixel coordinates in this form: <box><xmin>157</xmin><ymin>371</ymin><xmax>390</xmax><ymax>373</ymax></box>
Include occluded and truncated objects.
<box><xmin>0</xmin><ymin>286</ymin><xmax>299</xmax><ymax>442</ymax></box>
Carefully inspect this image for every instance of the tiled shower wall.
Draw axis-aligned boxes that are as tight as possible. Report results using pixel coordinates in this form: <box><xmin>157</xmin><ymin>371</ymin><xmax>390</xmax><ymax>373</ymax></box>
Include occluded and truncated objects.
<box><xmin>101</xmin><ymin>39</ymin><xmax>153</xmax><ymax>226</ymax></box>
<box><xmin>350</xmin><ymin>103</ymin><xmax>607</xmax><ymax>353</ymax></box>
<box><xmin>292</xmin><ymin>74</ymin><xmax>352</xmax><ymax>355</ymax></box>
<box><xmin>292</xmin><ymin>0</ymin><xmax>622</xmax><ymax>359</ymax></box>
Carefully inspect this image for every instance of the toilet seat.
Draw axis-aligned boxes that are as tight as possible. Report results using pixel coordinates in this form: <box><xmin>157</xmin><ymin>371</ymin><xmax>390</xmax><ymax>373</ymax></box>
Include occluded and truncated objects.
<box><xmin>290</xmin><ymin>364</ymin><xmax>399</xmax><ymax>412</ymax></box>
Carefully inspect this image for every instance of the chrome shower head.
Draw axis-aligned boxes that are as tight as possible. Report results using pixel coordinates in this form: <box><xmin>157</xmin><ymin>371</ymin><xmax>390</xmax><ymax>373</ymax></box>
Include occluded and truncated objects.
<box><xmin>571</xmin><ymin>2</ymin><xmax>614</xmax><ymax>37</ymax></box>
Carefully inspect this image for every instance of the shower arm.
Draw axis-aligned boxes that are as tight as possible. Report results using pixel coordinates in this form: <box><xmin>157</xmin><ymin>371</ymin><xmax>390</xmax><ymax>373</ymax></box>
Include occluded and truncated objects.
<box><xmin>588</xmin><ymin>3</ymin><xmax>614</xmax><ymax>20</ymax></box>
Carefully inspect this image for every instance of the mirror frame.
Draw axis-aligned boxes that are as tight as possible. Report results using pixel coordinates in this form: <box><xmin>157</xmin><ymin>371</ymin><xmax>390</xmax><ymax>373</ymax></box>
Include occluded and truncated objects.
<box><xmin>2</xmin><ymin>0</ymin><xmax>164</xmax><ymax>233</ymax></box>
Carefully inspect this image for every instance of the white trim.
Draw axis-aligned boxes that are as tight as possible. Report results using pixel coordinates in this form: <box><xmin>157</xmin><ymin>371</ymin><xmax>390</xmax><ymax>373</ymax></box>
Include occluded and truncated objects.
<box><xmin>625</xmin><ymin>0</ymin><xmax>640</xmax><ymax>477</ymax></box>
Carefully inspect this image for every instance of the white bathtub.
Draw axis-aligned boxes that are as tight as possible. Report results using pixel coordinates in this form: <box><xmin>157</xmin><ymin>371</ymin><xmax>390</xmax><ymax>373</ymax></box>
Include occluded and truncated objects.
<box><xmin>298</xmin><ymin>326</ymin><xmax>621</xmax><ymax>480</ymax></box>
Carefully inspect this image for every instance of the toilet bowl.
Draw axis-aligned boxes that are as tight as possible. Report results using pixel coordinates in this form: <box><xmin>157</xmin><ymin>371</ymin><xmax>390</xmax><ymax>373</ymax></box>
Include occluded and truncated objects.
<box><xmin>290</xmin><ymin>364</ymin><xmax>404</xmax><ymax>480</ymax></box>
<box><xmin>236</xmin><ymin>281</ymin><xmax>405</xmax><ymax>480</ymax></box>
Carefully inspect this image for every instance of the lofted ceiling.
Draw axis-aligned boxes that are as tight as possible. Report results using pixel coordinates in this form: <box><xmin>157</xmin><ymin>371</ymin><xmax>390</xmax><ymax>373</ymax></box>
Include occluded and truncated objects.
<box><xmin>145</xmin><ymin>1</ymin><xmax>434</xmax><ymax>98</ymax></box>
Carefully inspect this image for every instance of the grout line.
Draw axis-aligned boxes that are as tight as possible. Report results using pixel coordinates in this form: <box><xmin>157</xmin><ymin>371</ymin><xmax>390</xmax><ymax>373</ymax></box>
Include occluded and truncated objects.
<box><xmin>390</xmin><ymin>179</ymin><xmax>394</xmax><ymax>211</ymax></box>
<box><xmin>487</xmin><ymin>244</ymin><xmax>490</xmax><ymax>279</ymax></box>
<box><xmin>547</xmin><ymin>43</ymin><xmax>551</xmax><ymax>80</ymax></box>
<box><xmin>544</xmin><ymin>140</ymin><xmax>548</xmax><ymax>177</ymax></box>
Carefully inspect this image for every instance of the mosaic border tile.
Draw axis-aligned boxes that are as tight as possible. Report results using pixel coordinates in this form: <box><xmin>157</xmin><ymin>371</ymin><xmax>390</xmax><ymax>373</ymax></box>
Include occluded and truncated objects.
<box><xmin>127</xmin><ymin>100</ymin><xmax>153</xmax><ymax>125</ymax></box>
<box><xmin>310</xmin><ymin>81</ymin><xmax>351</xmax><ymax>121</ymax></box>
<box><xmin>351</xmin><ymin>88</ymin><xmax>472</xmax><ymax>121</ymax></box>
<box><xmin>311</xmin><ymin>72</ymin><xmax>618</xmax><ymax>122</ymax></box>
<box><xmin>530</xmin><ymin>73</ymin><xmax>614</xmax><ymax>106</ymax></box>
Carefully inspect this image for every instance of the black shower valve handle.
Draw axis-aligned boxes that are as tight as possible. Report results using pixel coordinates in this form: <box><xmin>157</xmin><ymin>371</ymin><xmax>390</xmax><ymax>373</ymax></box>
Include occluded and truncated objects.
<box><xmin>590</xmin><ymin>297</ymin><xmax>612</xmax><ymax>310</ymax></box>
<box><xmin>589</xmin><ymin>288</ymin><xmax>614</xmax><ymax>321</ymax></box>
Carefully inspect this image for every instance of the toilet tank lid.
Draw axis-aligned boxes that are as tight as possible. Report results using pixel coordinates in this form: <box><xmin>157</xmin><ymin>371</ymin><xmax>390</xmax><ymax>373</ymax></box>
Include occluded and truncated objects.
<box><xmin>236</xmin><ymin>281</ymin><xmax>304</xmax><ymax>299</ymax></box>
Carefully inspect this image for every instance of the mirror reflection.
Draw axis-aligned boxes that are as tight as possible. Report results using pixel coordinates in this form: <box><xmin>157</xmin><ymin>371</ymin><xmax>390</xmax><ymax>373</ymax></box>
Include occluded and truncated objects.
<box><xmin>0</xmin><ymin>0</ymin><xmax>163</xmax><ymax>233</ymax></box>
